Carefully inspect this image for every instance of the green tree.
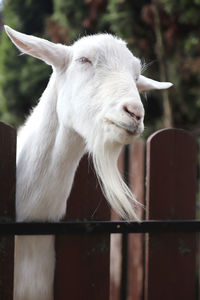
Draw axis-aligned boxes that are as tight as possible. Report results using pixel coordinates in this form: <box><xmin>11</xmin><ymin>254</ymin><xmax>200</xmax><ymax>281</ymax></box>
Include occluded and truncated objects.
<box><xmin>0</xmin><ymin>0</ymin><xmax>53</xmax><ymax>125</ymax></box>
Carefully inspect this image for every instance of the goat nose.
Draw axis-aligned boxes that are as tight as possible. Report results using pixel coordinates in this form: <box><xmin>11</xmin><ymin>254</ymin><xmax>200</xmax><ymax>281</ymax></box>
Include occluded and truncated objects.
<box><xmin>123</xmin><ymin>104</ymin><xmax>144</xmax><ymax>122</ymax></box>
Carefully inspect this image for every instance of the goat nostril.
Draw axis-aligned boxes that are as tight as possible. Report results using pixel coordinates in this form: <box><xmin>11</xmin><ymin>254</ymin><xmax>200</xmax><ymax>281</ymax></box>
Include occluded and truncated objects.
<box><xmin>136</xmin><ymin>115</ymin><xmax>141</xmax><ymax>121</ymax></box>
<box><xmin>123</xmin><ymin>105</ymin><xmax>142</xmax><ymax>122</ymax></box>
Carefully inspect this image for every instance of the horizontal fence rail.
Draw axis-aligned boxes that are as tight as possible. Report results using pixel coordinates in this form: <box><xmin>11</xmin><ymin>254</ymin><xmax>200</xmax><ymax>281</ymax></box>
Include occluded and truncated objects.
<box><xmin>1</xmin><ymin>220</ymin><xmax>200</xmax><ymax>235</ymax></box>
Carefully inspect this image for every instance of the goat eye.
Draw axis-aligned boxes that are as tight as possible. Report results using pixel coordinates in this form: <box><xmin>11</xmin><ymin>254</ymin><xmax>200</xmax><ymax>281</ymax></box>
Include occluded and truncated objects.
<box><xmin>78</xmin><ymin>57</ymin><xmax>92</xmax><ymax>64</ymax></box>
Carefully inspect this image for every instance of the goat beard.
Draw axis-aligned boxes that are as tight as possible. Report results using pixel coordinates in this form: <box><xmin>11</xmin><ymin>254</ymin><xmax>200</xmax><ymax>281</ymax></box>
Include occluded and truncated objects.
<box><xmin>91</xmin><ymin>140</ymin><xmax>141</xmax><ymax>221</ymax></box>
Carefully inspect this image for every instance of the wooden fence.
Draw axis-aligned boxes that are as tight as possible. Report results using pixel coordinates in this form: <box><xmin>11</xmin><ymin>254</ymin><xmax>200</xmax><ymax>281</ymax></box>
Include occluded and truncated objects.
<box><xmin>0</xmin><ymin>121</ymin><xmax>199</xmax><ymax>300</ymax></box>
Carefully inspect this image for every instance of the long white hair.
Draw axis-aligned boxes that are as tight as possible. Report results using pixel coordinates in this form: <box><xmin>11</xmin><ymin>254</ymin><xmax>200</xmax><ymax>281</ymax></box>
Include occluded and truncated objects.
<box><xmin>90</xmin><ymin>138</ymin><xmax>141</xmax><ymax>221</ymax></box>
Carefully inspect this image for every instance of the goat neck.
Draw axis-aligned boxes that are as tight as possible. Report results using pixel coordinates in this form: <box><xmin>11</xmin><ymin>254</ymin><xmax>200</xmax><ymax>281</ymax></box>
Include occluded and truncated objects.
<box><xmin>16</xmin><ymin>72</ymin><xmax>86</xmax><ymax>221</ymax></box>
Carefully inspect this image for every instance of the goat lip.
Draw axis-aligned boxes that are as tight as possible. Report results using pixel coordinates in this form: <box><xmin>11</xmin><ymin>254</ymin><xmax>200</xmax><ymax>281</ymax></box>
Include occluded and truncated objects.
<box><xmin>104</xmin><ymin>119</ymin><xmax>138</xmax><ymax>135</ymax></box>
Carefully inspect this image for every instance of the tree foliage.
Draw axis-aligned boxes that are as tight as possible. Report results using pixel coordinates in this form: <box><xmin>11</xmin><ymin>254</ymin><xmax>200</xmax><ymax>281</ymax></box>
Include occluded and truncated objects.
<box><xmin>0</xmin><ymin>0</ymin><xmax>53</xmax><ymax>125</ymax></box>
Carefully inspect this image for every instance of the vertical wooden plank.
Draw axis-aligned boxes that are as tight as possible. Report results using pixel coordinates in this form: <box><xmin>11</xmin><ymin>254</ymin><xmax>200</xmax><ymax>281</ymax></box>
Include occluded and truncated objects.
<box><xmin>145</xmin><ymin>128</ymin><xmax>197</xmax><ymax>300</ymax></box>
<box><xmin>54</xmin><ymin>155</ymin><xmax>110</xmax><ymax>300</ymax></box>
<box><xmin>110</xmin><ymin>141</ymin><xmax>145</xmax><ymax>300</ymax></box>
<box><xmin>128</xmin><ymin>139</ymin><xmax>144</xmax><ymax>300</ymax></box>
<box><xmin>110</xmin><ymin>148</ymin><xmax>124</xmax><ymax>300</ymax></box>
<box><xmin>0</xmin><ymin>122</ymin><xmax>16</xmax><ymax>299</ymax></box>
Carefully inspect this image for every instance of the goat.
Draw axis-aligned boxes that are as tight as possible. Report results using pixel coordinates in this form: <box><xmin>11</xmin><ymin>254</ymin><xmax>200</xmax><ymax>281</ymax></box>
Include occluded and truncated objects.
<box><xmin>4</xmin><ymin>25</ymin><xmax>172</xmax><ymax>300</ymax></box>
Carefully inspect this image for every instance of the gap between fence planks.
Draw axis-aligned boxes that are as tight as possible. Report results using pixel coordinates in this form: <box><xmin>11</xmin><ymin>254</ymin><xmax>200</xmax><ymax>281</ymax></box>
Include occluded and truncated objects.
<box><xmin>110</xmin><ymin>140</ymin><xmax>145</xmax><ymax>300</ymax></box>
<box><xmin>145</xmin><ymin>128</ymin><xmax>197</xmax><ymax>300</ymax></box>
<box><xmin>0</xmin><ymin>122</ymin><xmax>16</xmax><ymax>300</ymax></box>
<box><xmin>109</xmin><ymin>147</ymin><xmax>124</xmax><ymax>300</ymax></box>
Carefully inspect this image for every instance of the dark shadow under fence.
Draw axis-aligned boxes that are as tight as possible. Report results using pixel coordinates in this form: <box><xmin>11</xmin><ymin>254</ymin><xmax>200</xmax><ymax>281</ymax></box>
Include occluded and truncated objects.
<box><xmin>0</xmin><ymin>121</ymin><xmax>199</xmax><ymax>300</ymax></box>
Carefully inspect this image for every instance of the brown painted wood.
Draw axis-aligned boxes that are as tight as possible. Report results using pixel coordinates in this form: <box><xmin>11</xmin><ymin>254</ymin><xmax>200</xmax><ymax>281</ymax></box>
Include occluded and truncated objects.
<box><xmin>54</xmin><ymin>155</ymin><xmax>110</xmax><ymax>300</ymax></box>
<box><xmin>0</xmin><ymin>122</ymin><xmax>16</xmax><ymax>299</ymax></box>
<box><xmin>145</xmin><ymin>129</ymin><xmax>197</xmax><ymax>300</ymax></box>
<box><xmin>128</xmin><ymin>139</ymin><xmax>144</xmax><ymax>300</ymax></box>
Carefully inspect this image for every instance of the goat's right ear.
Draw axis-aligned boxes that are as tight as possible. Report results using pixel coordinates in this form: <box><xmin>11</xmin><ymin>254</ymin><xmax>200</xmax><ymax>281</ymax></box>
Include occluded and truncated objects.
<box><xmin>4</xmin><ymin>25</ymin><xmax>69</xmax><ymax>69</ymax></box>
<box><xmin>137</xmin><ymin>75</ymin><xmax>173</xmax><ymax>92</ymax></box>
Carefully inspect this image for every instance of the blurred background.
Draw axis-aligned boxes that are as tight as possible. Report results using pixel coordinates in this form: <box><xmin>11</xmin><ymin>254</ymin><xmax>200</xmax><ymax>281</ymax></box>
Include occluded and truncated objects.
<box><xmin>0</xmin><ymin>0</ymin><xmax>200</xmax><ymax>139</ymax></box>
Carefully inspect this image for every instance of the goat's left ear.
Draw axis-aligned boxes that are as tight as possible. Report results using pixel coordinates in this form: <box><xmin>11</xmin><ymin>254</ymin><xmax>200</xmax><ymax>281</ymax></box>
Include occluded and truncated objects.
<box><xmin>4</xmin><ymin>25</ymin><xmax>69</xmax><ymax>69</ymax></box>
<box><xmin>137</xmin><ymin>75</ymin><xmax>173</xmax><ymax>92</ymax></box>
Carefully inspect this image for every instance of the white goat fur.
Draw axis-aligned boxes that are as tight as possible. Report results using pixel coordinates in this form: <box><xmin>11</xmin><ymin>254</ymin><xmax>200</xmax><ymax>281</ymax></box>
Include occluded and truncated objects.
<box><xmin>4</xmin><ymin>26</ymin><xmax>172</xmax><ymax>300</ymax></box>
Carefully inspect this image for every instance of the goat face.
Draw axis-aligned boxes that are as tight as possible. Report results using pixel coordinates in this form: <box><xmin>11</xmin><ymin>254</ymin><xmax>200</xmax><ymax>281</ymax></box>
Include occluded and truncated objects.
<box><xmin>57</xmin><ymin>35</ymin><xmax>144</xmax><ymax>147</ymax></box>
<box><xmin>56</xmin><ymin>34</ymin><xmax>172</xmax><ymax>150</ymax></box>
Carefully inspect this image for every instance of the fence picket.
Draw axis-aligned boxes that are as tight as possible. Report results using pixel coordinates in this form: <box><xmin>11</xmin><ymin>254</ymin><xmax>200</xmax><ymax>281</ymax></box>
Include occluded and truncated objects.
<box><xmin>54</xmin><ymin>155</ymin><xmax>110</xmax><ymax>300</ymax></box>
<box><xmin>145</xmin><ymin>128</ymin><xmax>197</xmax><ymax>300</ymax></box>
<box><xmin>0</xmin><ymin>122</ymin><xmax>16</xmax><ymax>299</ymax></box>
<box><xmin>128</xmin><ymin>139</ymin><xmax>145</xmax><ymax>300</ymax></box>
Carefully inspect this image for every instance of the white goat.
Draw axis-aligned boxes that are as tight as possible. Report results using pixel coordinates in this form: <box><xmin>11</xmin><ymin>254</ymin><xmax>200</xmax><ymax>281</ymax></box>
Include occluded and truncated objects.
<box><xmin>4</xmin><ymin>25</ymin><xmax>172</xmax><ymax>300</ymax></box>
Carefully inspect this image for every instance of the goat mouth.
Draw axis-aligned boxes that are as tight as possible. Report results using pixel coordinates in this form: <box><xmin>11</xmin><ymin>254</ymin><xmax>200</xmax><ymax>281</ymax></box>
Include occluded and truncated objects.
<box><xmin>104</xmin><ymin>119</ymin><xmax>138</xmax><ymax>136</ymax></box>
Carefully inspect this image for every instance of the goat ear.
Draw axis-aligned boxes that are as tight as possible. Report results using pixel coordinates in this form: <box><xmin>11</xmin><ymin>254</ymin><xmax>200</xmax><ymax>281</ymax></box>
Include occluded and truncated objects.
<box><xmin>4</xmin><ymin>25</ymin><xmax>68</xmax><ymax>69</ymax></box>
<box><xmin>137</xmin><ymin>75</ymin><xmax>173</xmax><ymax>92</ymax></box>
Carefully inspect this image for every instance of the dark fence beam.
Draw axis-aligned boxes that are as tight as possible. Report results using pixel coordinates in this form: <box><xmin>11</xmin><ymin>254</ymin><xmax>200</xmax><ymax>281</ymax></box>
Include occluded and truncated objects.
<box><xmin>1</xmin><ymin>220</ymin><xmax>200</xmax><ymax>235</ymax></box>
